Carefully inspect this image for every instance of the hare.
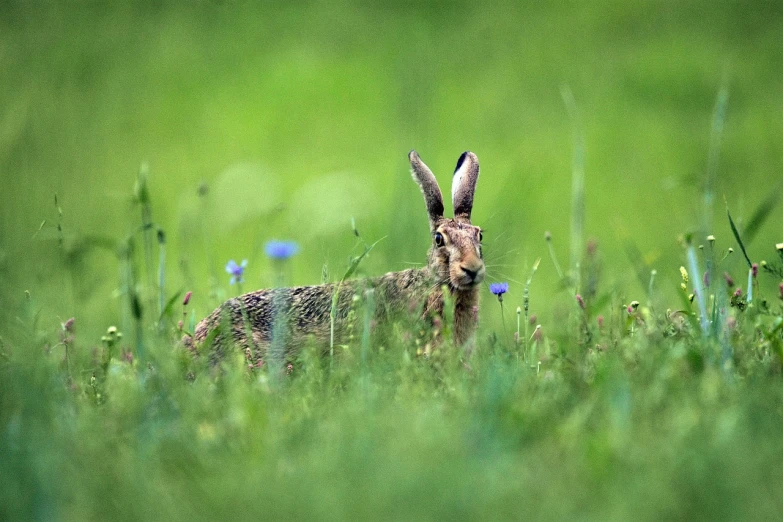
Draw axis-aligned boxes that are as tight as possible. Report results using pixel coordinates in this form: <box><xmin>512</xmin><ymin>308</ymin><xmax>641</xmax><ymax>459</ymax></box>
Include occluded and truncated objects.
<box><xmin>185</xmin><ymin>150</ymin><xmax>485</xmax><ymax>363</ymax></box>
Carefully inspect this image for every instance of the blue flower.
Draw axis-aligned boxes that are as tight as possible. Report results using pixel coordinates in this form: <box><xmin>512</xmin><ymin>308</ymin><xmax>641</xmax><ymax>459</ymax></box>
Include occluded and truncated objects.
<box><xmin>225</xmin><ymin>259</ymin><xmax>247</xmax><ymax>285</ymax></box>
<box><xmin>264</xmin><ymin>240</ymin><xmax>299</xmax><ymax>260</ymax></box>
<box><xmin>490</xmin><ymin>282</ymin><xmax>509</xmax><ymax>296</ymax></box>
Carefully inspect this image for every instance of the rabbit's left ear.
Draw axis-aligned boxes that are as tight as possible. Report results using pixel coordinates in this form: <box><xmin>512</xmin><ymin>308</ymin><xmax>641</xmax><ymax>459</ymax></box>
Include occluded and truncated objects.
<box><xmin>409</xmin><ymin>150</ymin><xmax>445</xmax><ymax>229</ymax></box>
<box><xmin>452</xmin><ymin>152</ymin><xmax>479</xmax><ymax>221</ymax></box>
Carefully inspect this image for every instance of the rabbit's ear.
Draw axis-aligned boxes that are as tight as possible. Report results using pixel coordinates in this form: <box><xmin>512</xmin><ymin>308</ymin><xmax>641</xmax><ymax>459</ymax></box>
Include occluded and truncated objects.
<box><xmin>451</xmin><ymin>152</ymin><xmax>479</xmax><ymax>222</ymax></box>
<box><xmin>409</xmin><ymin>150</ymin><xmax>444</xmax><ymax>228</ymax></box>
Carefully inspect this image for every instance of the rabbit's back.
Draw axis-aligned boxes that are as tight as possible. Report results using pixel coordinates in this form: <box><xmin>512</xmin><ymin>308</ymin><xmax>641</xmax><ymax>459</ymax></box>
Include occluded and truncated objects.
<box><xmin>186</xmin><ymin>267</ymin><xmax>435</xmax><ymax>361</ymax></box>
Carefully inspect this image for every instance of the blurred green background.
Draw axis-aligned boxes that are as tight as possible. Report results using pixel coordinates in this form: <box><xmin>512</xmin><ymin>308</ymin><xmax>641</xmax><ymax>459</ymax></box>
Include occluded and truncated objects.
<box><xmin>2</xmin><ymin>2</ymin><xmax>782</xmax><ymax>339</ymax></box>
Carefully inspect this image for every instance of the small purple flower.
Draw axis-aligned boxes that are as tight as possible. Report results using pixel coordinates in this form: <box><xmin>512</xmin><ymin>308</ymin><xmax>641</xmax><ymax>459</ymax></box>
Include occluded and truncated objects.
<box><xmin>490</xmin><ymin>282</ymin><xmax>509</xmax><ymax>297</ymax></box>
<box><xmin>183</xmin><ymin>291</ymin><xmax>192</xmax><ymax>306</ymax></box>
<box><xmin>723</xmin><ymin>272</ymin><xmax>734</xmax><ymax>288</ymax></box>
<box><xmin>752</xmin><ymin>263</ymin><xmax>758</xmax><ymax>278</ymax></box>
<box><xmin>575</xmin><ymin>294</ymin><xmax>585</xmax><ymax>309</ymax></box>
<box><xmin>225</xmin><ymin>259</ymin><xmax>248</xmax><ymax>285</ymax></box>
<box><xmin>264</xmin><ymin>240</ymin><xmax>299</xmax><ymax>260</ymax></box>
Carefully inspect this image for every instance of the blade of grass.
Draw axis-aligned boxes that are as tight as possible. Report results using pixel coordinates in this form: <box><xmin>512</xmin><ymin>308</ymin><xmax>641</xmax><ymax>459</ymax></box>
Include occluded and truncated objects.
<box><xmin>622</xmin><ymin>237</ymin><xmax>654</xmax><ymax>293</ymax></box>
<box><xmin>741</xmin><ymin>180</ymin><xmax>782</xmax><ymax>245</ymax></box>
<box><xmin>702</xmin><ymin>85</ymin><xmax>729</xmax><ymax>237</ymax></box>
<box><xmin>726</xmin><ymin>203</ymin><xmax>752</xmax><ymax>269</ymax></box>
<box><xmin>561</xmin><ymin>85</ymin><xmax>585</xmax><ymax>288</ymax></box>
<box><xmin>330</xmin><ymin>237</ymin><xmax>384</xmax><ymax>357</ymax></box>
<box><xmin>686</xmin><ymin>241</ymin><xmax>709</xmax><ymax>338</ymax></box>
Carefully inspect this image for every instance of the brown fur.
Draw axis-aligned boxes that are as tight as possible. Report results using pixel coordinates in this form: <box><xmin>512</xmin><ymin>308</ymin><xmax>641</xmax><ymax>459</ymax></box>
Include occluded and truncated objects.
<box><xmin>184</xmin><ymin>150</ymin><xmax>485</xmax><ymax>361</ymax></box>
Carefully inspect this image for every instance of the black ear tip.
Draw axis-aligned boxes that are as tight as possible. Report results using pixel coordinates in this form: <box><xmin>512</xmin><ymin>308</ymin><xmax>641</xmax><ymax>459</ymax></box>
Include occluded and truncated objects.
<box><xmin>454</xmin><ymin>151</ymin><xmax>469</xmax><ymax>173</ymax></box>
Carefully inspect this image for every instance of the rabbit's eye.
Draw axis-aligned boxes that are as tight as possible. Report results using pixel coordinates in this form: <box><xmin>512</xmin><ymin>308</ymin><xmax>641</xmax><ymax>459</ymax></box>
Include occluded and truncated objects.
<box><xmin>434</xmin><ymin>232</ymin><xmax>444</xmax><ymax>247</ymax></box>
<box><xmin>478</xmin><ymin>230</ymin><xmax>483</xmax><ymax>242</ymax></box>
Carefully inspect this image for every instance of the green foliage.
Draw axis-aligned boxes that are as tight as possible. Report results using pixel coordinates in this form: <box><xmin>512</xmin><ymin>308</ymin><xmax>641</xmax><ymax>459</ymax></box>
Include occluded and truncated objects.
<box><xmin>2</xmin><ymin>2</ymin><xmax>783</xmax><ymax>520</ymax></box>
<box><xmin>3</xmin><ymin>2</ymin><xmax>783</xmax><ymax>333</ymax></box>
<box><xmin>3</xmin><ymin>289</ymin><xmax>783</xmax><ymax>520</ymax></box>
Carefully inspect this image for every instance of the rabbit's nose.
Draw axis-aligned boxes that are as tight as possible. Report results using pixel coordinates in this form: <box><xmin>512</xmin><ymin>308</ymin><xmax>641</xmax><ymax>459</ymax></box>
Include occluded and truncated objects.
<box><xmin>462</xmin><ymin>267</ymin><xmax>478</xmax><ymax>280</ymax></box>
<box><xmin>462</xmin><ymin>266</ymin><xmax>484</xmax><ymax>283</ymax></box>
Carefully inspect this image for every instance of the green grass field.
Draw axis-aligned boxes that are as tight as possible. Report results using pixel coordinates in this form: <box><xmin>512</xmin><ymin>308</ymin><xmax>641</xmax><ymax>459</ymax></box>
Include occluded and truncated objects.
<box><xmin>2</xmin><ymin>2</ymin><xmax>783</xmax><ymax>520</ymax></box>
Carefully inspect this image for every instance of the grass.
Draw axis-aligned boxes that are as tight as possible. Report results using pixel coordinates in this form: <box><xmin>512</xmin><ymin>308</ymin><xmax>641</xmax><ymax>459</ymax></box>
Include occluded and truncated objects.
<box><xmin>2</xmin><ymin>197</ymin><xmax>783</xmax><ymax>519</ymax></box>
<box><xmin>3</xmin><ymin>2</ymin><xmax>783</xmax><ymax>520</ymax></box>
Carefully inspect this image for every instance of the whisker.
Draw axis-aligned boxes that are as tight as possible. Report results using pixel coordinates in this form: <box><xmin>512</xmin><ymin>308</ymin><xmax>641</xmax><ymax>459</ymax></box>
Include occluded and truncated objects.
<box><xmin>486</xmin><ymin>272</ymin><xmax>526</xmax><ymax>285</ymax></box>
<box><xmin>480</xmin><ymin>210</ymin><xmax>503</xmax><ymax>225</ymax></box>
<box><xmin>487</xmin><ymin>229</ymin><xmax>512</xmax><ymax>243</ymax></box>
<box><xmin>483</xmin><ymin>252</ymin><xmax>520</xmax><ymax>263</ymax></box>
<box><xmin>486</xmin><ymin>276</ymin><xmax>525</xmax><ymax>286</ymax></box>
<box><xmin>485</xmin><ymin>246</ymin><xmax>521</xmax><ymax>257</ymax></box>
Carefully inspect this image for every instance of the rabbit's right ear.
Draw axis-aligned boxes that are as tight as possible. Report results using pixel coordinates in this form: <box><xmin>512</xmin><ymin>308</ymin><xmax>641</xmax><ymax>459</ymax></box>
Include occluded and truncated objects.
<box><xmin>409</xmin><ymin>150</ymin><xmax>444</xmax><ymax>228</ymax></box>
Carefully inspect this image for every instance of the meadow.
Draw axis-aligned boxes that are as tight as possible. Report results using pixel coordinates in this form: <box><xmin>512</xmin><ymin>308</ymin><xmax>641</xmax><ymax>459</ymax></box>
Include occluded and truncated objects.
<box><xmin>2</xmin><ymin>2</ymin><xmax>783</xmax><ymax>520</ymax></box>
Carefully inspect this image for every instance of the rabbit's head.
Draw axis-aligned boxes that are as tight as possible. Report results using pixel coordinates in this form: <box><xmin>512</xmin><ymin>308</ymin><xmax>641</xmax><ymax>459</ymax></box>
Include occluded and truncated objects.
<box><xmin>409</xmin><ymin>150</ymin><xmax>485</xmax><ymax>291</ymax></box>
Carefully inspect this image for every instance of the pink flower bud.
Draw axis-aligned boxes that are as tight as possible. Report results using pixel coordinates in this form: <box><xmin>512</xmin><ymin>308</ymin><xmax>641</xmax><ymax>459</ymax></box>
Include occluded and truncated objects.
<box><xmin>177</xmin><ymin>320</ymin><xmax>184</xmax><ymax>331</ymax></box>
<box><xmin>529</xmin><ymin>314</ymin><xmax>537</xmax><ymax>325</ymax></box>
<box><xmin>533</xmin><ymin>327</ymin><xmax>543</xmax><ymax>342</ymax></box>
<box><xmin>752</xmin><ymin>263</ymin><xmax>758</xmax><ymax>278</ymax></box>
<box><xmin>576</xmin><ymin>294</ymin><xmax>585</xmax><ymax>310</ymax></box>
<box><xmin>779</xmin><ymin>282</ymin><xmax>783</xmax><ymax>300</ymax></box>
<box><xmin>597</xmin><ymin>315</ymin><xmax>604</xmax><ymax>328</ymax></box>
<box><xmin>183</xmin><ymin>291</ymin><xmax>192</xmax><ymax>306</ymax></box>
<box><xmin>723</xmin><ymin>272</ymin><xmax>734</xmax><ymax>287</ymax></box>
<box><xmin>63</xmin><ymin>317</ymin><xmax>75</xmax><ymax>332</ymax></box>
<box><xmin>733</xmin><ymin>288</ymin><xmax>742</xmax><ymax>298</ymax></box>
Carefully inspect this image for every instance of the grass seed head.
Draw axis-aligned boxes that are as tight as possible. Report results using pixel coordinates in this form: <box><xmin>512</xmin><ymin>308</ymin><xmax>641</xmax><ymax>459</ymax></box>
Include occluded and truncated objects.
<box><xmin>62</xmin><ymin>317</ymin><xmax>75</xmax><ymax>332</ymax></box>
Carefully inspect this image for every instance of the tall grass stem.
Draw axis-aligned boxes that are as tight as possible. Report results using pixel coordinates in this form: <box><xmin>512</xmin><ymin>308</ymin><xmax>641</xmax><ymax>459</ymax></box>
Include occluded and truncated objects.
<box><xmin>686</xmin><ymin>244</ymin><xmax>709</xmax><ymax>337</ymax></box>
<box><xmin>703</xmin><ymin>85</ymin><xmax>729</xmax><ymax>237</ymax></box>
<box><xmin>561</xmin><ymin>85</ymin><xmax>585</xmax><ymax>288</ymax></box>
